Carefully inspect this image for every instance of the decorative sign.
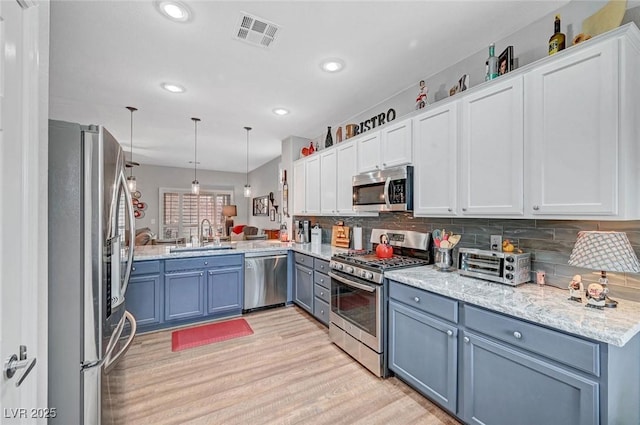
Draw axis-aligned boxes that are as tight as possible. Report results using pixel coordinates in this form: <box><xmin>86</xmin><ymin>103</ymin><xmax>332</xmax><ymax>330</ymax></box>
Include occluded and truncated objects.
<box><xmin>346</xmin><ymin>108</ymin><xmax>396</xmax><ymax>138</ymax></box>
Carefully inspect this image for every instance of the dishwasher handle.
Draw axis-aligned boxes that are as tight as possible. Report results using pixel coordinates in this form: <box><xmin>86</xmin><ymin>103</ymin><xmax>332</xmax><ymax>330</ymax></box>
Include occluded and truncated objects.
<box><xmin>244</xmin><ymin>251</ymin><xmax>288</xmax><ymax>259</ymax></box>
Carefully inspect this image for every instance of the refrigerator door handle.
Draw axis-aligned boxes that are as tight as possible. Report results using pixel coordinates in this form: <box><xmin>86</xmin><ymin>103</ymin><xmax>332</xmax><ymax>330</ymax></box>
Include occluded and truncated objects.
<box><xmin>81</xmin><ymin>307</ymin><xmax>127</xmax><ymax>371</ymax></box>
<box><xmin>119</xmin><ymin>169</ymin><xmax>135</xmax><ymax>298</ymax></box>
<box><xmin>103</xmin><ymin>311</ymin><xmax>137</xmax><ymax>374</ymax></box>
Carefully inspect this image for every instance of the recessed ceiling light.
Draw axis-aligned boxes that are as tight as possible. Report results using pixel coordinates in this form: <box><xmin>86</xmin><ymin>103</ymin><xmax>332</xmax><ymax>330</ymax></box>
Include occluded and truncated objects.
<box><xmin>320</xmin><ymin>58</ymin><xmax>345</xmax><ymax>73</ymax></box>
<box><xmin>272</xmin><ymin>108</ymin><xmax>289</xmax><ymax>116</ymax></box>
<box><xmin>155</xmin><ymin>1</ymin><xmax>191</xmax><ymax>23</ymax></box>
<box><xmin>161</xmin><ymin>82</ymin><xmax>186</xmax><ymax>93</ymax></box>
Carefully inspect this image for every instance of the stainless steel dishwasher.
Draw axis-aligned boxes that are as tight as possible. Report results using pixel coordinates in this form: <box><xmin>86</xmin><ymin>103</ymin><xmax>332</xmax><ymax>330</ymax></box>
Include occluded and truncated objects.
<box><xmin>243</xmin><ymin>250</ymin><xmax>288</xmax><ymax>312</ymax></box>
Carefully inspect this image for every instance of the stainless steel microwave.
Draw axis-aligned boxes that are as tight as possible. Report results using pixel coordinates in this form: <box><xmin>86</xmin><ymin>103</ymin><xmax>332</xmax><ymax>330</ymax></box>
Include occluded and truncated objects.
<box><xmin>352</xmin><ymin>165</ymin><xmax>413</xmax><ymax>212</ymax></box>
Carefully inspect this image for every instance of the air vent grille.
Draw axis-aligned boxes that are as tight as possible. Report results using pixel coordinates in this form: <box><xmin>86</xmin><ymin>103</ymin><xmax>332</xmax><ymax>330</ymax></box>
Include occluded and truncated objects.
<box><xmin>234</xmin><ymin>12</ymin><xmax>280</xmax><ymax>48</ymax></box>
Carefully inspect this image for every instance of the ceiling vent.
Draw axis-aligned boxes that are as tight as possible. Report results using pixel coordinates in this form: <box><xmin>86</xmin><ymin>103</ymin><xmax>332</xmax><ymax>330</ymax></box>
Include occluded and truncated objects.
<box><xmin>234</xmin><ymin>12</ymin><xmax>280</xmax><ymax>48</ymax></box>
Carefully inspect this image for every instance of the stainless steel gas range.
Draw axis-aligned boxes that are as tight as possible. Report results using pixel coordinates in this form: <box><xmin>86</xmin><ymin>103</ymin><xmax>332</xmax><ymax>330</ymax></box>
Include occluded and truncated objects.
<box><xmin>328</xmin><ymin>229</ymin><xmax>432</xmax><ymax>377</ymax></box>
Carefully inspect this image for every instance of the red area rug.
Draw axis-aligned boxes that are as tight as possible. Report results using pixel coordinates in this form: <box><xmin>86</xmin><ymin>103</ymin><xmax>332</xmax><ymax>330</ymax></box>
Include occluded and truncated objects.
<box><xmin>171</xmin><ymin>318</ymin><xmax>254</xmax><ymax>352</ymax></box>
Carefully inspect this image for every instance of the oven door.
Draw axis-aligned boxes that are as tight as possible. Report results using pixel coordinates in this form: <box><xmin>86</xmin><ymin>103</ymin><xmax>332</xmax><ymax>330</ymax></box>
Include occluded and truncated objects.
<box><xmin>329</xmin><ymin>271</ymin><xmax>382</xmax><ymax>353</ymax></box>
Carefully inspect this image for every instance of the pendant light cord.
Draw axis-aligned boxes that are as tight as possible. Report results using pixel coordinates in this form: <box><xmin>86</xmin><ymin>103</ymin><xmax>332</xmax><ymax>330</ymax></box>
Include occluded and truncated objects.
<box><xmin>126</xmin><ymin>106</ymin><xmax>137</xmax><ymax>178</ymax></box>
<box><xmin>244</xmin><ymin>126</ymin><xmax>252</xmax><ymax>186</ymax></box>
<box><xmin>192</xmin><ymin>117</ymin><xmax>201</xmax><ymax>181</ymax></box>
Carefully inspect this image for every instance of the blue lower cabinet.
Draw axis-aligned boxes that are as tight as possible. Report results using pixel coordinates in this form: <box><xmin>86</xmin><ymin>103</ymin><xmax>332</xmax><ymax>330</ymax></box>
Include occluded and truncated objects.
<box><xmin>164</xmin><ymin>270</ymin><xmax>205</xmax><ymax>321</ymax></box>
<box><xmin>207</xmin><ymin>267</ymin><xmax>242</xmax><ymax>316</ymax></box>
<box><xmin>127</xmin><ymin>274</ymin><xmax>162</xmax><ymax>327</ymax></box>
<box><xmin>461</xmin><ymin>330</ymin><xmax>599</xmax><ymax>425</ymax></box>
<box><xmin>388</xmin><ymin>299</ymin><xmax>457</xmax><ymax>413</ymax></box>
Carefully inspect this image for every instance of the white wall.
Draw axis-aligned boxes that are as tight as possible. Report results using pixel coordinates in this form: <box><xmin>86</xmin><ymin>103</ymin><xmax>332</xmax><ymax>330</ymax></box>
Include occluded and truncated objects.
<box><xmin>246</xmin><ymin>156</ymin><xmax>280</xmax><ymax>231</ymax></box>
<box><xmin>132</xmin><ymin>164</ymin><xmax>246</xmax><ymax>235</ymax></box>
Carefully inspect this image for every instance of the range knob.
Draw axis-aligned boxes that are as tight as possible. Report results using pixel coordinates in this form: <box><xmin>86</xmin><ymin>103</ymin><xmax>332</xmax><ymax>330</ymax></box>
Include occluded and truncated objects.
<box><xmin>337</xmin><ymin>263</ymin><xmax>344</xmax><ymax>270</ymax></box>
<box><xmin>346</xmin><ymin>266</ymin><xmax>354</xmax><ymax>274</ymax></box>
<box><xmin>506</xmin><ymin>273</ymin><xmax>514</xmax><ymax>280</ymax></box>
<box><xmin>366</xmin><ymin>271</ymin><xmax>374</xmax><ymax>280</ymax></box>
<box><xmin>505</xmin><ymin>265</ymin><xmax>514</xmax><ymax>271</ymax></box>
<box><xmin>505</xmin><ymin>256</ymin><xmax>515</xmax><ymax>263</ymax></box>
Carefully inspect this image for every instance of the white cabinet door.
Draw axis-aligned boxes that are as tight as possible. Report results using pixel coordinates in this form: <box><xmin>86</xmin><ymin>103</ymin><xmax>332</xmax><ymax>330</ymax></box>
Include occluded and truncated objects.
<box><xmin>320</xmin><ymin>149</ymin><xmax>337</xmax><ymax>214</ymax></box>
<box><xmin>305</xmin><ymin>155</ymin><xmax>321</xmax><ymax>214</ymax></box>
<box><xmin>413</xmin><ymin>101</ymin><xmax>459</xmax><ymax>216</ymax></box>
<box><xmin>292</xmin><ymin>159</ymin><xmax>306</xmax><ymax>215</ymax></box>
<box><xmin>381</xmin><ymin>118</ymin><xmax>412</xmax><ymax>169</ymax></box>
<box><xmin>526</xmin><ymin>39</ymin><xmax>618</xmax><ymax>216</ymax></box>
<box><xmin>336</xmin><ymin>142</ymin><xmax>357</xmax><ymax>214</ymax></box>
<box><xmin>356</xmin><ymin>131</ymin><xmax>381</xmax><ymax>173</ymax></box>
<box><xmin>460</xmin><ymin>76</ymin><xmax>524</xmax><ymax>216</ymax></box>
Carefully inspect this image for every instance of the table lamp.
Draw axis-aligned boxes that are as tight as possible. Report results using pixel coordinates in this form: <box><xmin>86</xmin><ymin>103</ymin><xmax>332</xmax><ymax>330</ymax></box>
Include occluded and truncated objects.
<box><xmin>568</xmin><ymin>231</ymin><xmax>640</xmax><ymax>308</ymax></box>
<box><xmin>222</xmin><ymin>205</ymin><xmax>237</xmax><ymax>237</ymax></box>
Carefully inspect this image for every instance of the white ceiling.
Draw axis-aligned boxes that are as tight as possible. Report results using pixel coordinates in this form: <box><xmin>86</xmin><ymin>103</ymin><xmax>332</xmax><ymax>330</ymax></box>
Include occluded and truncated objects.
<box><xmin>49</xmin><ymin>0</ymin><xmax>566</xmax><ymax>173</ymax></box>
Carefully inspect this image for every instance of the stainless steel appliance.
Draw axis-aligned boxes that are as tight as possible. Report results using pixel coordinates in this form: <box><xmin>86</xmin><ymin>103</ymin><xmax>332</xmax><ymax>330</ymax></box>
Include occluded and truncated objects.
<box><xmin>243</xmin><ymin>250</ymin><xmax>288</xmax><ymax>312</ymax></box>
<box><xmin>458</xmin><ymin>248</ymin><xmax>531</xmax><ymax>286</ymax></box>
<box><xmin>294</xmin><ymin>219</ymin><xmax>310</xmax><ymax>244</ymax></box>
<box><xmin>352</xmin><ymin>165</ymin><xmax>413</xmax><ymax>212</ymax></box>
<box><xmin>329</xmin><ymin>229</ymin><xmax>431</xmax><ymax>376</ymax></box>
<box><xmin>48</xmin><ymin>120</ymin><xmax>137</xmax><ymax>425</ymax></box>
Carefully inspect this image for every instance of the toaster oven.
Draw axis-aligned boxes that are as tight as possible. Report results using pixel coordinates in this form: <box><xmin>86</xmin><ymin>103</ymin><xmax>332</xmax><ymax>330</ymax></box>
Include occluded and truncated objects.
<box><xmin>457</xmin><ymin>248</ymin><xmax>530</xmax><ymax>286</ymax></box>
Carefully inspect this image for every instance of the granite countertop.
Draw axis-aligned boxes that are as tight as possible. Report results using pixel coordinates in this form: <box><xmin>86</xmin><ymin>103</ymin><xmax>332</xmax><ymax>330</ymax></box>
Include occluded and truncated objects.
<box><xmin>385</xmin><ymin>266</ymin><xmax>640</xmax><ymax>347</ymax></box>
<box><xmin>133</xmin><ymin>241</ymin><xmax>348</xmax><ymax>261</ymax></box>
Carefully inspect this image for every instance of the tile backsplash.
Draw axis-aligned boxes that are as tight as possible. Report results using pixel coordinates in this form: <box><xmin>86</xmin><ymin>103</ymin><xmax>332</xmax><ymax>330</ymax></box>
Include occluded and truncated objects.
<box><xmin>295</xmin><ymin>214</ymin><xmax>640</xmax><ymax>302</ymax></box>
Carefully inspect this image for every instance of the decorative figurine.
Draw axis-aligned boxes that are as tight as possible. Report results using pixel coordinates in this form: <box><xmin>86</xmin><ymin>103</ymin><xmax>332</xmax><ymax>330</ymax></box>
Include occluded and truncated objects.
<box><xmin>568</xmin><ymin>274</ymin><xmax>583</xmax><ymax>302</ymax></box>
<box><xmin>416</xmin><ymin>80</ymin><xmax>428</xmax><ymax>109</ymax></box>
<box><xmin>586</xmin><ymin>282</ymin><xmax>607</xmax><ymax>309</ymax></box>
<box><xmin>336</xmin><ymin>126</ymin><xmax>343</xmax><ymax>143</ymax></box>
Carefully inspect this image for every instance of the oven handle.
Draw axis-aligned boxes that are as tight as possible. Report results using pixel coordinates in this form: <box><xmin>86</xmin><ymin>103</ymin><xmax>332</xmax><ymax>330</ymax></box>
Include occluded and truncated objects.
<box><xmin>329</xmin><ymin>271</ymin><xmax>376</xmax><ymax>293</ymax></box>
<box><xmin>383</xmin><ymin>176</ymin><xmax>391</xmax><ymax>208</ymax></box>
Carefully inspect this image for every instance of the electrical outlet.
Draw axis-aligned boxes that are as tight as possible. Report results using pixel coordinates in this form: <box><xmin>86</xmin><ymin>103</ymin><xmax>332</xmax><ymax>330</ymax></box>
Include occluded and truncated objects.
<box><xmin>490</xmin><ymin>235</ymin><xmax>502</xmax><ymax>251</ymax></box>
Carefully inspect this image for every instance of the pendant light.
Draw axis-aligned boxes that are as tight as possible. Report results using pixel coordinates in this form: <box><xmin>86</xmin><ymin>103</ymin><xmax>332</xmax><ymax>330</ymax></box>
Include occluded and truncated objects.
<box><xmin>126</xmin><ymin>106</ymin><xmax>138</xmax><ymax>192</ymax></box>
<box><xmin>191</xmin><ymin>117</ymin><xmax>201</xmax><ymax>195</ymax></box>
<box><xmin>243</xmin><ymin>126</ymin><xmax>252</xmax><ymax>198</ymax></box>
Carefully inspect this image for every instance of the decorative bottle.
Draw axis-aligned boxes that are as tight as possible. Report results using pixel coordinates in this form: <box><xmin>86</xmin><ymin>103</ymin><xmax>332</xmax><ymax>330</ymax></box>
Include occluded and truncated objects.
<box><xmin>308</xmin><ymin>141</ymin><xmax>315</xmax><ymax>155</ymax></box>
<box><xmin>548</xmin><ymin>15</ymin><xmax>566</xmax><ymax>55</ymax></box>
<box><xmin>325</xmin><ymin>126</ymin><xmax>333</xmax><ymax>148</ymax></box>
<box><xmin>486</xmin><ymin>43</ymin><xmax>498</xmax><ymax>81</ymax></box>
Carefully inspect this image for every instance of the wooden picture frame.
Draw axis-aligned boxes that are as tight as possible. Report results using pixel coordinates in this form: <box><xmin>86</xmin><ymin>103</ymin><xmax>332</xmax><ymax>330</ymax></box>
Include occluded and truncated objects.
<box><xmin>252</xmin><ymin>195</ymin><xmax>269</xmax><ymax>216</ymax></box>
<box><xmin>499</xmin><ymin>46</ymin><xmax>514</xmax><ymax>76</ymax></box>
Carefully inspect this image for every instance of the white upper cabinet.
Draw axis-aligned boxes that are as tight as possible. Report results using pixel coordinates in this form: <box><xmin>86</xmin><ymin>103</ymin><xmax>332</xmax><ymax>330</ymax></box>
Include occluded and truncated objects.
<box><xmin>460</xmin><ymin>75</ymin><xmax>524</xmax><ymax>216</ymax></box>
<box><xmin>320</xmin><ymin>149</ymin><xmax>337</xmax><ymax>214</ymax></box>
<box><xmin>336</xmin><ymin>141</ymin><xmax>358</xmax><ymax>214</ymax></box>
<box><xmin>292</xmin><ymin>159</ymin><xmax>306</xmax><ymax>215</ymax></box>
<box><xmin>304</xmin><ymin>155</ymin><xmax>321</xmax><ymax>214</ymax></box>
<box><xmin>413</xmin><ymin>101</ymin><xmax>459</xmax><ymax>216</ymax></box>
<box><xmin>356</xmin><ymin>131</ymin><xmax>381</xmax><ymax>173</ymax></box>
<box><xmin>380</xmin><ymin>118</ymin><xmax>413</xmax><ymax>169</ymax></box>
<box><xmin>525</xmin><ymin>37</ymin><xmax>621</xmax><ymax>217</ymax></box>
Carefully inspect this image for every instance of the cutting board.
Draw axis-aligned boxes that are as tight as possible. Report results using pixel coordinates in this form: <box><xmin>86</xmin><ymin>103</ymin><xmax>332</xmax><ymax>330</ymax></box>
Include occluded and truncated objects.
<box><xmin>582</xmin><ymin>0</ymin><xmax>627</xmax><ymax>37</ymax></box>
<box><xmin>331</xmin><ymin>225</ymin><xmax>350</xmax><ymax>248</ymax></box>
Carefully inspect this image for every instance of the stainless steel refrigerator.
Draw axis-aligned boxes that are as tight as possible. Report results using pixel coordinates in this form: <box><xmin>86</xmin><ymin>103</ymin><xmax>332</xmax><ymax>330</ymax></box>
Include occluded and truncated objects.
<box><xmin>48</xmin><ymin>120</ymin><xmax>137</xmax><ymax>424</ymax></box>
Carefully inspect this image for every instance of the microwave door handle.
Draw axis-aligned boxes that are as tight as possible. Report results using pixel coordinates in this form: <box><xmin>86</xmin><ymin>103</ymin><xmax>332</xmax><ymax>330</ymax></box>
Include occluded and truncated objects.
<box><xmin>328</xmin><ymin>272</ymin><xmax>376</xmax><ymax>293</ymax></box>
<box><xmin>119</xmin><ymin>170</ymin><xmax>135</xmax><ymax>298</ymax></box>
<box><xmin>103</xmin><ymin>311</ymin><xmax>137</xmax><ymax>374</ymax></box>
<box><xmin>383</xmin><ymin>177</ymin><xmax>391</xmax><ymax>208</ymax></box>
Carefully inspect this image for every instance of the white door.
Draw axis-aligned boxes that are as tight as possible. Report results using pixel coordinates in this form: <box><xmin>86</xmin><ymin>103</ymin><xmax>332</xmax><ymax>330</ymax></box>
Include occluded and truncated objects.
<box><xmin>336</xmin><ymin>142</ymin><xmax>357</xmax><ymax>214</ymax></box>
<box><xmin>292</xmin><ymin>160</ymin><xmax>306</xmax><ymax>215</ymax></box>
<box><xmin>319</xmin><ymin>149</ymin><xmax>337</xmax><ymax>214</ymax></box>
<box><xmin>304</xmin><ymin>155</ymin><xmax>321</xmax><ymax>214</ymax></box>
<box><xmin>1</xmin><ymin>0</ymin><xmax>48</xmax><ymax>422</ymax></box>
<box><xmin>380</xmin><ymin>118</ymin><xmax>412</xmax><ymax>169</ymax></box>
<box><xmin>356</xmin><ymin>131</ymin><xmax>381</xmax><ymax>173</ymax></box>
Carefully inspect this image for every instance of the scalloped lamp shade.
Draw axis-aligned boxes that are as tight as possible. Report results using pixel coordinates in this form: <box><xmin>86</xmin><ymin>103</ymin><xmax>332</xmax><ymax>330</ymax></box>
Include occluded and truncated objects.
<box><xmin>568</xmin><ymin>231</ymin><xmax>640</xmax><ymax>273</ymax></box>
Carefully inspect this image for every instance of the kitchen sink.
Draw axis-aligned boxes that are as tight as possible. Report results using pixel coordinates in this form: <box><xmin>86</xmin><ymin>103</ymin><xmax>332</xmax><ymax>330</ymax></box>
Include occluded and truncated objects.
<box><xmin>169</xmin><ymin>244</ymin><xmax>234</xmax><ymax>253</ymax></box>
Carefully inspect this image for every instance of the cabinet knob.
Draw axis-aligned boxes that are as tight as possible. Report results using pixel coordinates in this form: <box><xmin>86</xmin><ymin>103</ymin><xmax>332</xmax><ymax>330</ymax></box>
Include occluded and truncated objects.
<box><xmin>200</xmin><ymin>272</ymin><xmax>203</xmax><ymax>276</ymax></box>
<box><xmin>204</xmin><ymin>261</ymin><xmax>208</xmax><ymax>265</ymax></box>
<box><xmin>308</xmin><ymin>271</ymin><xmax>312</xmax><ymax>275</ymax></box>
<box><xmin>464</xmin><ymin>336</ymin><xmax>470</xmax><ymax>343</ymax></box>
<box><xmin>382</xmin><ymin>163</ymin><xmax>387</xmax><ymax>167</ymax></box>
<box><xmin>413</xmin><ymin>296</ymin><xmax>420</xmax><ymax>303</ymax></box>
<box><xmin>513</xmin><ymin>331</ymin><xmax>522</xmax><ymax>339</ymax></box>
<box><xmin>320</xmin><ymin>291</ymin><xmax>324</xmax><ymax>296</ymax></box>
<box><xmin>447</xmin><ymin>330</ymin><xmax>453</xmax><ymax>336</ymax></box>
<box><xmin>533</xmin><ymin>205</ymin><xmax>540</xmax><ymax>211</ymax></box>
<box><xmin>447</xmin><ymin>208</ymin><xmax>452</xmax><ymax>212</ymax></box>
<box><xmin>321</xmin><ymin>310</ymin><xmax>324</xmax><ymax>314</ymax></box>
<box><xmin>376</xmin><ymin>165</ymin><xmax>379</xmax><ymax>169</ymax></box>
<box><xmin>132</xmin><ymin>267</ymin><xmax>136</xmax><ymax>271</ymax></box>
<box><xmin>320</xmin><ymin>278</ymin><xmax>324</xmax><ymax>283</ymax></box>
<box><xmin>462</xmin><ymin>208</ymin><xmax>467</xmax><ymax>212</ymax></box>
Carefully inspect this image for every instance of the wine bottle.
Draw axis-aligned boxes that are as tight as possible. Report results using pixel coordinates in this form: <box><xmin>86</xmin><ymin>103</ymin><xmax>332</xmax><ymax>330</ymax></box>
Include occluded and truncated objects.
<box><xmin>548</xmin><ymin>15</ymin><xmax>566</xmax><ymax>55</ymax></box>
<box><xmin>486</xmin><ymin>43</ymin><xmax>498</xmax><ymax>81</ymax></box>
<box><xmin>325</xmin><ymin>126</ymin><xmax>333</xmax><ymax>148</ymax></box>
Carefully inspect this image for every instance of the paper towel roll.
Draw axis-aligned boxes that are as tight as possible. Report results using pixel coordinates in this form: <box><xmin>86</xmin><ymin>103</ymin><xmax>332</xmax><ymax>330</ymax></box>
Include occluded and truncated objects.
<box><xmin>353</xmin><ymin>226</ymin><xmax>363</xmax><ymax>250</ymax></box>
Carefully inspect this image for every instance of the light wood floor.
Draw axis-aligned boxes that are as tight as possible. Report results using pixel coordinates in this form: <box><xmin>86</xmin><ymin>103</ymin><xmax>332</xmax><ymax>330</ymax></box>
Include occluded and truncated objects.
<box><xmin>110</xmin><ymin>306</ymin><xmax>461</xmax><ymax>425</ymax></box>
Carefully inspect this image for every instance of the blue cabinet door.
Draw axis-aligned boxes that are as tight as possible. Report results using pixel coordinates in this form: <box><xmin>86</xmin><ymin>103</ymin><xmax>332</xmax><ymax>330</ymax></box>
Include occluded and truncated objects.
<box><xmin>207</xmin><ymin>267</ymin><xmax>242</xmax><ymax>316</ymax></box>
<box><xmin>461</xmin><ymin>330</ymin><xmax>599</xmax><ymax>425</ymax></box>
<box><xmin>388</xmin><ymin>299</ymin><xmax>457</xmax><ymax>413</ymax></box>
<box><xmin>294</xmin><ymin>263</ymin><xmax>313</xmax><ymax>313</ymax></box>
<box><xmin>164</xmin><ymin>270</ymin><xmax>205</xmax><ymax>321</ymax></box>
<box><xmin>127</xmin><ymin>274</ymin><xmax>162</xmax><ymax>327</ymax></box>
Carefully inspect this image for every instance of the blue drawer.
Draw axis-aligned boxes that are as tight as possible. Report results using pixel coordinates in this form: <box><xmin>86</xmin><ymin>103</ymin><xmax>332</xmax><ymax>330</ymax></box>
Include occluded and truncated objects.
<box><xmin>131</xmin><ymin>260</ymin><xmax>160</xmax><ymax>276</ymax></box>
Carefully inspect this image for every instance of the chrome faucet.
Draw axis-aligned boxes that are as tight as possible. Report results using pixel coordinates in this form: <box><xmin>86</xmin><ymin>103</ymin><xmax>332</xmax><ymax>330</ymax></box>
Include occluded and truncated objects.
<box><xmin>200</xmin><ymin>219</ymin><xmax>212</xmax><ymax>243</ymax></box>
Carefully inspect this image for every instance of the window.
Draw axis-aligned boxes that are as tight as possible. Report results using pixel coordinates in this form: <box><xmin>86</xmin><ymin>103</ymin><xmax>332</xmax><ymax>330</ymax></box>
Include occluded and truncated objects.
<box><xmin>160</xmin><ymin>188</ymin><xmax>232</xmax><ymax>240</ymax></box>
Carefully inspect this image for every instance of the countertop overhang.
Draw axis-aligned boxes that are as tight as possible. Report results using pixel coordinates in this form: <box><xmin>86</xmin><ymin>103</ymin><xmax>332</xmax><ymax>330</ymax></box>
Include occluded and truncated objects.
<box><xmin>385</xmin><ymin>266</ymin><xmax>640</xmax><ymax>347</ymax></box>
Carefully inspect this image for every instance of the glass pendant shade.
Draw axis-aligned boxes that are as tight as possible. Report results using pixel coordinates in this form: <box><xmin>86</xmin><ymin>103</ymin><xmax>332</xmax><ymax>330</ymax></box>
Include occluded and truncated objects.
<box><xmin>243</xmin><ymin>126</ymin><xmax>252</xmax><ymax>198</ymax></box>
<box><xmin>191</xmin><ymin>117</ymin><xmax>201</xmax><ymax>195</ymax></box>
<box><xmin>127</xmin><ymin>175</ymin><xmax>137</xmax><ymax>192</ymax></box>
